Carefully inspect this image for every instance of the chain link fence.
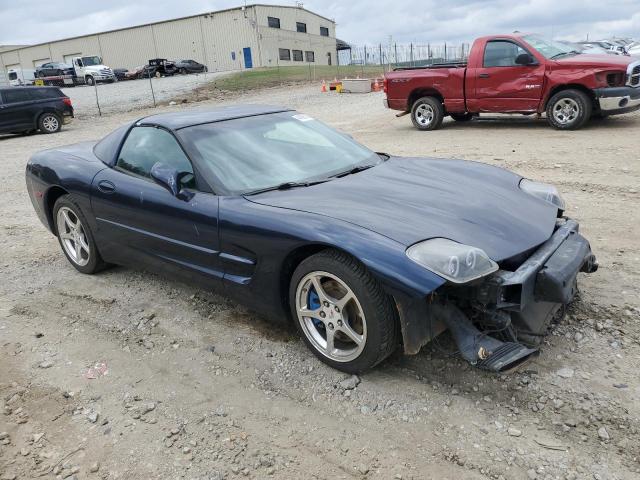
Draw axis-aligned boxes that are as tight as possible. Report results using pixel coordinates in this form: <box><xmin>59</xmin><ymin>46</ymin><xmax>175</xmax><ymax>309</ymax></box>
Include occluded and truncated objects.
<box><xmin>2</xmin><ymin>42</ymin><xmax>468</xmax><ymax>118</ymax></box>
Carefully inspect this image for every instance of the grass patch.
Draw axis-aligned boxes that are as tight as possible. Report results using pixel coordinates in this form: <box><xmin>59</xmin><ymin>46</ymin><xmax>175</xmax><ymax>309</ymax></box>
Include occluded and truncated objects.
<box><xmin>213</xmin><ymin>65</ymin><xmax>387</xmax><ymax>92</ymax></box>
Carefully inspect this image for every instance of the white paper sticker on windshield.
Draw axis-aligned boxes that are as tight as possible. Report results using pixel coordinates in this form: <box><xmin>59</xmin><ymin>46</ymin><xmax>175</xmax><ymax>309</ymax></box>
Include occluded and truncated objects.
<box><xmin>292</xmin><ymin>114</ymin><xmax>314</xmax><ymax>122</ymax></box>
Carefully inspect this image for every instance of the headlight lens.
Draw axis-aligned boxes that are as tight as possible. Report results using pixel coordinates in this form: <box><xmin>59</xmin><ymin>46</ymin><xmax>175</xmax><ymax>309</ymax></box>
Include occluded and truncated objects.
<box><xmin>406</xmin><ymin>238</ymin><xmax>498</xmax><ymax>283</ymax></box>
<box><xmin>520</xmin><ymin>179</ymin><xmax>565</xmax><ymax>211</ymax></box>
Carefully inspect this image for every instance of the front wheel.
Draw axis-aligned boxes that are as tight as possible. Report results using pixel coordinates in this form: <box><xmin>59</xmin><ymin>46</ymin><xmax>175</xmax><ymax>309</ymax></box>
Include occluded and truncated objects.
<box><xmin>53</xmin><ymin>196</ymin><xmax>106</xmax><ymax>274</ymax></box>
<box><xmin>290</xmin><ymin>249</ymin><xmax>398</xmax><ymax>373</ymax></box>
<box><xmin>85</xmin><ymin>75</ymin><xmax>95</xmax><ymax>86</ymax></box>
<box><xmin>546</xmin><ymin>89</ymin><xmax>592</xmax><ymax>130</ymax></box>
<box><xmin>411</xmin><ymin>96</ymin><xmax>444</xmax><ymax>131</ymax></box>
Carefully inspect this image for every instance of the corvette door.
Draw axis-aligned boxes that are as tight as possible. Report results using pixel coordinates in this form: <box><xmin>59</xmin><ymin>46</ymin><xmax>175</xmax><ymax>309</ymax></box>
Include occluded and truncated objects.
<box><xmin>90</xmin><ymin>126</ymin><xmax>223</xmax><ymax>285</ymax></box>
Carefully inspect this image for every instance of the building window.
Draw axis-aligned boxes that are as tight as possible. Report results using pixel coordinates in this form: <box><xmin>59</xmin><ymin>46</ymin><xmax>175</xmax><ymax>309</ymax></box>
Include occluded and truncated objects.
<box><xmin>279</xmin><ymin>48</ymin><xmax>291</xmax><ymax>61</ymax></box>
<box><xmin>293</xmin><ymin>50</ymin><xmax>303</xmax><ymax>61</ymax></box>
<box><xmin>305</xmin><ymin>51</ymin><xmax>315</xmax><ymax>62</ymax></box>
<box><xmin>320</xmin><ymin>26</ymin><xmax>329</xmax><ymax>37</ymax></box>
<box><xmin>296</xmin><ymin>22</ymin><xmax>307</xmax><ymax>33</ymax></box>
<box><xmin>268</xmin><ymin>16</ymin><xmax>280</xmax><ymax>28</ymax></box>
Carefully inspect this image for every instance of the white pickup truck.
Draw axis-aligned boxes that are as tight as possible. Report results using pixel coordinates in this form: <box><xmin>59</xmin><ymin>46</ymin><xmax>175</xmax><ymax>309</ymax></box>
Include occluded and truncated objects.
<box><xmin>70</xmin><ymin>56</ymin><xmax>116</xmax><ymax>85</ymax></box>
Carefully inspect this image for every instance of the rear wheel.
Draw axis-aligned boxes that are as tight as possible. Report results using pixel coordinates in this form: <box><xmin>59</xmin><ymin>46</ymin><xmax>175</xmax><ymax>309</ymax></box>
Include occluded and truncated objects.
<box><xmin>290</xmin><ymin>249</ymin><xmax>398</xmax><ymax>373</ymax></box>
<box><xmin>411</xmin><ymin>96</ymin><xmax>444</xmax><ymax>131</ymax></box>
<box><xmin>38</xmin><ymin>113</ymin><xmax>61</xmax><ymax>133</ymax></box>
<box><xmin>546</xmin><ymin>89</ymin><xmax>592</xmax><ymax>130</ymax></box>
<box><xmin>53</xmin><ymin>196</ymin><xmax>106</xmax><ymax>274</ymax></box>
<box><xmin>179</xmin><ymin>68</ymin><xmax>187</xmax><ymax>75</ymax></box>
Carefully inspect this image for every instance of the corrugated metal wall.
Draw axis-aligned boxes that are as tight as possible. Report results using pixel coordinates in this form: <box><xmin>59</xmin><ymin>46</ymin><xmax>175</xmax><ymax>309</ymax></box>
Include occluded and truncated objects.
<box><xmin>0</xmin><ymin>5</ymin><xmax>336</xmax><ymax>80</ymax></box>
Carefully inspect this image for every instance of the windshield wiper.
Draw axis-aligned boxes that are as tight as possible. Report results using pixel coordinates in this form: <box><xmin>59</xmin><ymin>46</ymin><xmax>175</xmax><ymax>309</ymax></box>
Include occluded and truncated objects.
<box><xmin>551</xmin><ymin>50</ymin><xmax>580</xmax><ymax>59</ymax></box>
<box><xmin>331</xmin><ymin>164</ymin><xmax>376</xmax><ymax>178</ymax></box>
<box><xmin>244</xmin><ymin>179</ymin><xmax>328</xmax><ymax>196</ymax></box>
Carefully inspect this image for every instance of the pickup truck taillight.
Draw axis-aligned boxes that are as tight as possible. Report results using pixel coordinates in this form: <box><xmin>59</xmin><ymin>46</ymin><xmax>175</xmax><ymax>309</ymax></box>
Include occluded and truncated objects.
<box><xmin>383</xmin><ymin>77</ymin><xmax>388</xmax><ymax>93</ymax></box>
<box><xmin>62</xmin><ymin>97</ymin><xmax>72</xmax><ymax>107</ymax></box>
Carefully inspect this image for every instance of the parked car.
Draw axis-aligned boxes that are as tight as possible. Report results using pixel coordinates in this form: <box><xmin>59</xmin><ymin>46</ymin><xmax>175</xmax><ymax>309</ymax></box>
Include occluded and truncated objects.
<box><xmin>25</xmin><ymin>105</ymin><xmax>598</xmax><ymax>373</ymax></box>
<box><xmin>36</xmin><ymin>62</ymin><xmax>75</xmax><ymax>78</ymax></box>
<box><xmin>140</xmin><ymin>59</ymin><xmax>177</xmax><ymax>78</ymax></box>
<box><xmin>113</xmin><ymin>68</ymin><xmax>128</xmax><ymax>81</ymax></box>
<box><xmin>559</xmin><ymin>41</ymin><xmax>615</xmax><ymax>56</ymax></box>
<box><xmin>174</xmin><ymin>59</ymin><xmax>208</xmax><ymax>74</ymax></box>
<box><xmin>0</xmin><ymin>86</ymin><xmax>73</xmax><ymax>134</ymax></box>
<box><xmin>384</xmin><ymin>33</ymin><xmax>640</xmax><ymax>130</ymax></box>
<box><xmin>580</xmin><ymin>41</ymin><xmax>628</xmax><ymax>55</ymax></box>
<box><xmin>124</xmin><ymin>65</ymin><xmax>145</xmax><ymax>80</ymax></box>
<box><xmin>7</xmin><ymin>68</ymin><xmax>36</xmax><ymax>86</ymax></box>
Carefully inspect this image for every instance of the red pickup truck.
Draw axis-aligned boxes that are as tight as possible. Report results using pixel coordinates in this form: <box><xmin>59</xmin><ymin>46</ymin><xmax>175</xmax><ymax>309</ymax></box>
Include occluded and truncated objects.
<box><xmin>384</xmin><ymin>33</ymin><xmax>640</xmax><ymax>130</ymax></box>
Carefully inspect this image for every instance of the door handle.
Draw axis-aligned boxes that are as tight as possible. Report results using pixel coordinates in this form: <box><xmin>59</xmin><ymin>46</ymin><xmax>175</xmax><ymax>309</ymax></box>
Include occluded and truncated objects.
<box><xmin>478</xmin><ymin>73</ymin><xmax>490</xmax><ymax>78</ymax></box>
<box><xmin>97</xmin><ymin>180</ymin><xmax>116</xmax><ymax>194</ymax></box>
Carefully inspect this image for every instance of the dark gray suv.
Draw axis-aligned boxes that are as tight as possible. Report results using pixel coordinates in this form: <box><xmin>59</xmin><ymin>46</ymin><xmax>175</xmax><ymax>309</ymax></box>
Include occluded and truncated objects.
<box><xmin>0</xmin><ymin>87</ymin><xmax>73</xmax><ymax>135</ymax></box>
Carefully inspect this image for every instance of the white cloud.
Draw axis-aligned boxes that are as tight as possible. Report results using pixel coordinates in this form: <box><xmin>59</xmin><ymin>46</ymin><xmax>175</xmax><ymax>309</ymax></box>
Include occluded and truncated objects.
<box><xmin>0</xmin><ymin>0</ymin><xmax>638</xmax><ymax>46</ymax></box>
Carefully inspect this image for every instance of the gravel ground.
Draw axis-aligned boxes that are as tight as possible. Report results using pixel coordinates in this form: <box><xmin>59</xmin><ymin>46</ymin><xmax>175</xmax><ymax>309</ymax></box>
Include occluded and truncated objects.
<box><xmin>1</xmin><ymin>85</ymin><xmax>639</xmax><ymax>480</ymax></box>
<box><xmin>60</xmin><ymin>71</ymin><xmax>232</xmax><ymax>117</ymax></box>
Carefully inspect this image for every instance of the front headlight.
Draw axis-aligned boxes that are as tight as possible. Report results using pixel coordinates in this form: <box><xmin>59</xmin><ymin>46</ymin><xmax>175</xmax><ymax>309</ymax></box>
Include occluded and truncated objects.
<box><xmin>406</xmin><ymin>238</ymin><xmax>498</xmax><ymax>284</ymax></box>
<box><xmin>519</xmin><ymin>178</ymin><xmax>565</xmax><ymax>211</ymax></box>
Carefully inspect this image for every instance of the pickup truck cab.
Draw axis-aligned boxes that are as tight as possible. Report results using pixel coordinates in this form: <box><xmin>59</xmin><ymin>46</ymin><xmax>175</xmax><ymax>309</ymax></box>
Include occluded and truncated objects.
<box><xmin>384</xmin><ymin>33</ymin><xmax>640</xmax><ymax>130</ymax></box>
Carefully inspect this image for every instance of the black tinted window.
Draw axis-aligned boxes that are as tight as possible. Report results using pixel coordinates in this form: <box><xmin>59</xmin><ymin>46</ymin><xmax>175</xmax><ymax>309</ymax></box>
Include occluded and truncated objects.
<box><xmin>320</xmin><ymin>27</ymin><xmax>329</xmax><ymax>37</ymax></box>
<box><xmin>29</xmin><ymin>88</ymin><xmax>63</xmax><ymax>100</ymax></box>
<box><xmin>279</xmin><ymin>49</ymin><xmax>291</xmax><ymax>61</ymax></box>
<box><xmin>305</xmin><ymin>51</ymin><xmax>315</xmax><ymax>62</ymax></box>
<box><xmin>2</xmin><ymin>90</ymin><xmax>32</xmax><ymax>103</ymax></box>
<box><xmin>296</xmin><ymin>22</ymin><xmax>306</xmax><ymax>33</ymax></box>
<box><xmin>268</xmin><ymin>16</ymin><xmax>280</xmax><ymax>28</ymax></box>
<box><xmin>293</xmin><ymin>50</ymin><xmax>303</xmax><ymax>61</ymax></box>
<box><xmin>117</xmin><ymin>127</ymin><xmax>193</xmax><ymax>180</ymax></box>
<box><xmin>483</xmin><ymin>41</ymin><xmax>527</xmax><ymax>67</ymax></box>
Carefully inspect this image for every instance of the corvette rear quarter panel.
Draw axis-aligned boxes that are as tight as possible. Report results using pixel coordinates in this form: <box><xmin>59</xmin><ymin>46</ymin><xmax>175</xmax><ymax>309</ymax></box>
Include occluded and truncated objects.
<box><xmin>26</xmin><ymin>147</ymin><xmax>106</xmax><ymax>234</ymax></box>
<box><xmin>218</xmin><ymin>197</ymin><xmax>446</xmax><ymax>322</ymax></box>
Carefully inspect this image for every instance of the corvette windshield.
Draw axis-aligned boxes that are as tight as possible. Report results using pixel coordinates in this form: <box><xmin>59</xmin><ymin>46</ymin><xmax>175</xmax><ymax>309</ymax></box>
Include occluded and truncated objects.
<box><xmin>179</xmin><ymin>112</ymin><xmax>383</xmax><ymax>195</ymax></box>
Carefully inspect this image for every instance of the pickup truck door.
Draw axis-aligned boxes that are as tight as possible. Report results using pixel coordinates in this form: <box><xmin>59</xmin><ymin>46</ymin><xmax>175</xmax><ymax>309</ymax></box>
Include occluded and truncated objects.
<box><xmin>468</xmin><ymin>39</ymin><xmax>545</xmax><ymax>112</ymax></box>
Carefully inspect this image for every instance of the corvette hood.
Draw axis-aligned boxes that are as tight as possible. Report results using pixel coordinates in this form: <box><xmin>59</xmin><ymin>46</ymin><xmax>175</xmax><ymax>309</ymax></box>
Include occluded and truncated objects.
<box><xmin>248</xmin><ymin>157</ymin><xmax>558</xmax><ymax>262</ymax></box>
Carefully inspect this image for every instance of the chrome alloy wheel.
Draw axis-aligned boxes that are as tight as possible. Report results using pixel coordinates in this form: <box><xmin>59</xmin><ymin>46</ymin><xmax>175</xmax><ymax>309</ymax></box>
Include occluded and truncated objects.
<box><xmin>41</xmin><ymin>114</ymin><xmax>59</xmax><ymax>132</ymax></box>
<box><xmin>295</xmin><ymin>271</ymin><xmax>367</xmax><ymax>363</ymax></box>
<box><xmin>552</xmin><ymin>98</ymin><xmax>579</xmax><ymax>125</ymax></box>
<box><xmin>415</xmin><ymin>103</ymin><xmax>435</xmax><ymax>126</ymax></box>
<box><xmin>56</xmin><ymin>207</ymin><xmax>90</xmax><ymax>266</ymax></box>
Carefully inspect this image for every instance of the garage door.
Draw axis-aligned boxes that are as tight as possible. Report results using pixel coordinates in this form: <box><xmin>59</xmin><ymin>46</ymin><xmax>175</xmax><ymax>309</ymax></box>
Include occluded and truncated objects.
<box><xmin>64</xmin><ymin>53</ymin><xmax>82</xmax><ymax>64</ymax></box>
<box><xmin>33</xmin><ymin>58</ymin><xmax>50</xmax><ymax>68</ymax></box>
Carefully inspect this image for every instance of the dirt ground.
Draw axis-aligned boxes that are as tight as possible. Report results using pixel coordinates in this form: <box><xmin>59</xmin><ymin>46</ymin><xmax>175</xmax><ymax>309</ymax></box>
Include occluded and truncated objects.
<box><xmin>1</xmin><ymin>85</ymin><xmax>639</xmax><ymax>480</ymax></box>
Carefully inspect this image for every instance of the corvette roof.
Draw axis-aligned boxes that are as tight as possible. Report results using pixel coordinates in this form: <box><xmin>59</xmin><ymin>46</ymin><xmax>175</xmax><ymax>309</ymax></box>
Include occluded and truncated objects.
<box><xmin>138</xmin><ymin>105</ymin><xmax>294</xmax><ymax>130</ymax></box>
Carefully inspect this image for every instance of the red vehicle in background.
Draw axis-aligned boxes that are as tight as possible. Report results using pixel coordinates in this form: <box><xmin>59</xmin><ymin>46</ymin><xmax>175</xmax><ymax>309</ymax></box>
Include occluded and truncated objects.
<box><xmin>384</xmin><ymin>33</ymin><xmax>640</xmax><ymax>130</ymax></box>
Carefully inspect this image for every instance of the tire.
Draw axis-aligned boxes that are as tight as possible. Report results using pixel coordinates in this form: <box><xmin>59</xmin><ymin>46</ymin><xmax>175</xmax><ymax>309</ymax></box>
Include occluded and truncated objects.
<box><xmin>450</xmin><ymin>112</ymin><xmax>474</xmax><ymax>122</ymax></box>
<box><xmin>53</xmin><ymin>195</ymin><xmax>107</xmax><ymax>274</ymax></box>
<box><xmin>38</xmin><ymin>71</ymin><xmax>45</xmax><ymax>78</ymax></box>
<box><xmin>290</xmin><ymin>249</ymin><xmax>399</xmax><ymax>373</ymax></box>
<box><xmin>411</xmin><ymin>96</ymin><xmax>444</xmax><ymax>131</ymax></box>
<box><xmin>85</xmin><ymin>75</ymin><xmax>95</xmax><ymax>86</ymax></box>
<box><xmin>179</xmin><ymin>68</ymin><xmax>187</xmax><ymax>75</ymax></box>
<box><xmin>546</xmin><ymin>89</ymin><xmax>592</xmax><ymax>130</ymax></box>
<box><xmin>38</xmin><ymin>113</ymin><xmax>62</xmax><ymax>134</ymax></box>
<box><xmin>155</xmin><ymin>71</ymin><xmax>162</xmax><ymax>78</ymax></box>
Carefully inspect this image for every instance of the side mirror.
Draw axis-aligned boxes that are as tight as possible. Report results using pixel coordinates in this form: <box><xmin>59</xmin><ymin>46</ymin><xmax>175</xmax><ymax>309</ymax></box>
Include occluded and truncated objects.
<box><xmin>150</xmin><ymin>162</ymin><xmax>193</xmax><ymax>200</ymax></box>
<box><xmin>515</xmin><ymin>53</ymin><xmax>535</xmax><ymax>65</ymax></box>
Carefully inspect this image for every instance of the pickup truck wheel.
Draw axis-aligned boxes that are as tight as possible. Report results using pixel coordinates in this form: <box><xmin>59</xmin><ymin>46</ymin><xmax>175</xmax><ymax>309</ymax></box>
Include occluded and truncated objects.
<box><xmin>290</xmin><ymin>249</ymin><xmax>399</xmax><ymax>373</ymax></box>
<box><xmin>546</xmin><ymin>89</ymin><xmax>592</xmax><ymax>130</ymax></box>
<box><xmin>411</xmin><ymin>97</ymin><xmax>444</xmax><ymax>131</ymax></box>
<box><xmin>85</xmin><ymin>76</ymin><xmax>95</xmax><ymax>86</ymax></box>
<box><xmin>38</xmin><ymin>113</ymin><xmax>62</xmax><ymax>133</ymax></box>
<box><xmin>450</xmin><ymin>112</ymin><xmax>474</xmax><ymax>122</ymax></box>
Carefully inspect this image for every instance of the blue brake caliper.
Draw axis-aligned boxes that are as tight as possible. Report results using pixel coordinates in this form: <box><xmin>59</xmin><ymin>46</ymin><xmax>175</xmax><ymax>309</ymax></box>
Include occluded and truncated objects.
<box><xmin>308</xmin><ymin>288</ymin><xmax>324</xmax><ymax>329</ymax></box>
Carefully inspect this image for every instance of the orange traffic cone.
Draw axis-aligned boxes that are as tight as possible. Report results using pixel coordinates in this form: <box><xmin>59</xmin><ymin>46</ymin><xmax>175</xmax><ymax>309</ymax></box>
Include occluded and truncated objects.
<box><xmin>321</xmin><ymin>80</ymin><xmax>327</xmax><ymax>93</ymax></box>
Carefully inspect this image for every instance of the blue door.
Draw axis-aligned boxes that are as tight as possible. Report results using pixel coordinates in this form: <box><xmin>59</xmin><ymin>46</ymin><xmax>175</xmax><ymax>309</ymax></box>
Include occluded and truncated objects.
<box><xmin>243</xmin><ymin>47</ymin><xmax>253</xmax><ymax>69</ymax></box>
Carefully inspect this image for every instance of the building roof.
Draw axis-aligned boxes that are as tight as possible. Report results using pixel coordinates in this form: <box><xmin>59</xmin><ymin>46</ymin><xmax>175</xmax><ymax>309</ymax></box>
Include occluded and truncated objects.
<box><xmin>0</xmin><ymin>4</ymin><xmax>335</xmax><ymax>55</ymax></box>
<box><xmin>139</xmin><ymin>105</ymin><xmax>293</xmax><ymax>130</ymax></box>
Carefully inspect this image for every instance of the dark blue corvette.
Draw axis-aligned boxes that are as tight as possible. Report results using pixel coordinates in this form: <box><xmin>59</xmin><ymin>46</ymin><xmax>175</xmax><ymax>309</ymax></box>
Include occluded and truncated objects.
<box><xmin>26</xmin><ymin>105</ymin><xmax>598</xmax><ymax>373</ymax></box>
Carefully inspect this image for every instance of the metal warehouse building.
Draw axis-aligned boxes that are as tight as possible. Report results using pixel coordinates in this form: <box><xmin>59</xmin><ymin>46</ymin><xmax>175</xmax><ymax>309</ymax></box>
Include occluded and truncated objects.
<box><xmin>0</xmin><ymin>4</ymin><xmax>337</xmax><ymax>76</ymax></box>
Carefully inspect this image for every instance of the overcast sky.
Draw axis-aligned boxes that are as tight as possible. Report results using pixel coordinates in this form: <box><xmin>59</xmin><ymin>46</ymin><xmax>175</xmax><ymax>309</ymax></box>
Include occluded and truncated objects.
<box><xmin>1</xmin><ymin>0</ymin><xmax>639</xmax><ymax>46</ymax></box>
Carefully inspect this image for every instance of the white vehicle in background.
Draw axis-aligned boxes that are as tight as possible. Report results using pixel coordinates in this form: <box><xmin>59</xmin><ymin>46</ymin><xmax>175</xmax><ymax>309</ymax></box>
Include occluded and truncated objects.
<box><xmin>71</xmin><ymin>55</ymin><xmax>116</xmax><ymax>85</ymax></box>
<box><xmin>628</xmin><ymin>42</ymin><xmax>640</xmax><ymax>57</ymax></box>
<box><xmin>7</xmin><ymin>68</ymin><xmax>36</xmax><ymax>86</ymax></box>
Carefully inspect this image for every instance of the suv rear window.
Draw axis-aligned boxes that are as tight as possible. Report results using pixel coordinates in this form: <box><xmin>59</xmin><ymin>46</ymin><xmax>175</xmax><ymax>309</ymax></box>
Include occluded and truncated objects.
<box><xmin>2</xmin><ymin>88</ymin><xmax>63</xmax><ymax>104</ymax></box>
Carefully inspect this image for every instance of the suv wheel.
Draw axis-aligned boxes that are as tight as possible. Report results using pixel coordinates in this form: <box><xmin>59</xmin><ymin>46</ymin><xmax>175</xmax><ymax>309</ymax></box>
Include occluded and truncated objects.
<box><xmin>546</xmin><ymin>89</ymin><xmax>592</xmax><ymax>130</ymax></box>
<box><xmin>411</xmin><ymin>96</ymin><xmax>444</xmax><ymax>131</ymax></box>
<box><xmin>38</xmin><ymin>113</ymin><xmax>61</xmax><ymax>133</ymax></box>
<box><xmin>290</xmin><ymin>249</ymin><xmax>399</xmax><ymax>373</ymax></box>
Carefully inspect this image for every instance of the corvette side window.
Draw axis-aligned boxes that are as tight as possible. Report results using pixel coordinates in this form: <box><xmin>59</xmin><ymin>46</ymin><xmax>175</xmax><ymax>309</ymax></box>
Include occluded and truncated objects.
<box><xmin>117</xmin><ymin>127</ymin><xmax>194</xmax><ymax>187</ymax></box>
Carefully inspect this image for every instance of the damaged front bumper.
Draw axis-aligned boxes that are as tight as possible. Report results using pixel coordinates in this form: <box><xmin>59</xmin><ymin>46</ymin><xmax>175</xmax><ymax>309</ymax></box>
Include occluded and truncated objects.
<box><xmin>399</xmin><ymin>218</ymin><xmax>597</xmax><ymax>372</ymax></box>
<box><xmin>594</xmin><ymin>86</ymin><xmax>640</xmax><ymax>115</ymax></box>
